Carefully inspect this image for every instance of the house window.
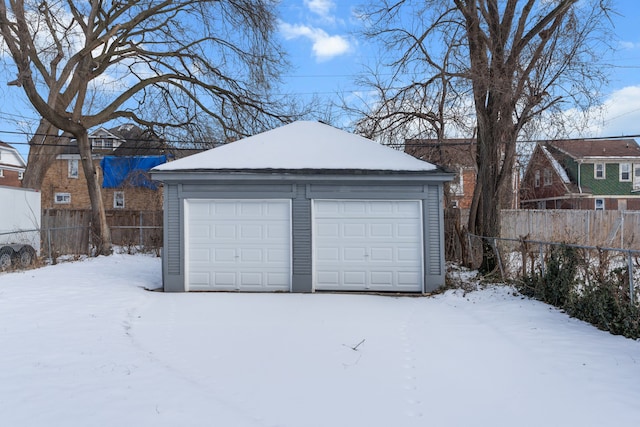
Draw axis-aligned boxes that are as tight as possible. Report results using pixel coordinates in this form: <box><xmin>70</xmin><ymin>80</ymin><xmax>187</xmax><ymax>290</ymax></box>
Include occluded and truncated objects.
<box><xmin>114</xmin><ymin>191</ymin><xmax>125</xmax><ymax>209</ymax></box>
<box><xmin>594</xmin><ymin>163</ymin><xmax>605</xmax><ymax>179</ymax></box>
<box><xmin>18</xmin><ymin>171</ymin><xmax>23</xmax><ymax>180</ymax></box>
<box><xmin>620</xmin><ymin>163</ymin><xmax>631</xmax><ymax>182</ymax></box>
<box><xmin>0</xmin><ymin>168</ymin><xmax>3</xmax><ymax>177</ymax></box>
<box><xmin>103</xmin><ymin>139</ymin><xmax>113</xmax><ymax>149</ymax></box>
<box><xmin>543</xmin><ymin>168</ymin><xmax>552</xmax><ymax>186</ymax></box>
<box><xmin>634</xmin><ymin>165</ymin><xmax>640</xmax><ymax>190</ymax></box>
<box><xmin>534</xmin><ymin>170</ymin><xmax>540</xmax><ymax>187</ymax></box>
<box><xmin>449</xmin><ymin>169</ymin><xmax>464</xmax><ymax>196</ymax></box>
<box><xmin>68</xmin><ymin>159</ymin><xmax>79</xmax><ymax>178</ymax></box>
<box><xmin>594</xmin><ymin>198</ymin><xmax>605</xmax><ymax>211</ymax></box>
<box><xmin>55</xmin><ymin>192</ymin><xmax>71</xmax><ymax>204</ymax></box>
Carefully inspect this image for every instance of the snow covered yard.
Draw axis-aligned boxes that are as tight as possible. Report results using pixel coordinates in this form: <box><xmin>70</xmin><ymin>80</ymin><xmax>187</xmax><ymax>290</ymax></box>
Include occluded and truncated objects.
<box><xmin>0</xmin><ymin>255</ymin><xmax>639</xmax><ymax>427</ymax></box>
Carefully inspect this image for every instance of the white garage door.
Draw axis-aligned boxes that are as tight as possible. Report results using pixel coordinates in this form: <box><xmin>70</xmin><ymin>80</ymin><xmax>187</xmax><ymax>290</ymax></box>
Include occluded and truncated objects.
<box><xmin>313</xmin><ymin>200</ymin><xmax>423</xmax><ymax>292</ymax></box>
<box><xmin>185</xmin><ymin>199</ymin><xmax>291</xmax><ymax>291</ymax></box>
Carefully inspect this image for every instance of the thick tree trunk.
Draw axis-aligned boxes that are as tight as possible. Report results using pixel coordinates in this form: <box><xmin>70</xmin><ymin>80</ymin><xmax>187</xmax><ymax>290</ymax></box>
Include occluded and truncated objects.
<box><xmin>76</xmin><ymin>132</ymin><xmax>112</xmax><ymax>255</ymax></box>
<box><xmin>22</xmin><ymin>120</ymin><xmax>65</xmax><ymax>190</ymax></box>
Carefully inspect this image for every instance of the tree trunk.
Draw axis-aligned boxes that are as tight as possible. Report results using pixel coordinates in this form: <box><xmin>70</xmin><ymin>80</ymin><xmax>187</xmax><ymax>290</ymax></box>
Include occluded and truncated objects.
<box><xmin>22</xmin><ymin>120</ymin><xmax>65</xmax><ymax>190</ymax></box>
<box><xmin>76</xmin><ymin>132</ymin><xmax>112</xmax><ymax>255</ymax></box>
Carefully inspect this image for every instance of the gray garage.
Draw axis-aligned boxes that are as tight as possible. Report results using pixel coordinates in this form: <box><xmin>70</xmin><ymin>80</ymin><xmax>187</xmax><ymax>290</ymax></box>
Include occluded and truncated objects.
<box><xmin>151</xmin><ymin>121</ymin><xmax>452</xmax><ymax>293</ymax></box>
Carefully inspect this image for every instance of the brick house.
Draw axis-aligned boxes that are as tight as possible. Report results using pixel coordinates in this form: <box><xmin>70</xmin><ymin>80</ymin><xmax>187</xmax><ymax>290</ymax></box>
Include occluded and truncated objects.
<box><xmin>41</xmin><ymin>124</ymin><xmax>168</xmax><ymax>210</ymax></box>
<box><xmin>0</xmin><ymin>141</ymin><xmax>26</xmax><ymax>187</ymax></box>
<box><xmin>404</xmin><ymin>138</ymin><xmax>520</xmax><ymax>209</ymax></box>
<box><xmin>520</xmin><ymin>138</ymin><xmax>640</xmax><ymax>210</ymax></box>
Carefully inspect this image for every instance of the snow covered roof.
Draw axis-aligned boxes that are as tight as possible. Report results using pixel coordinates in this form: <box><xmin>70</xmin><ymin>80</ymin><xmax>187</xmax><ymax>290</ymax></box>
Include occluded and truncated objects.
<box><xmin>153</xmin><ymin>121</ymin><xmax>438</xmax><ymax>172</ymax></box>
<box><xmin>541</xmin><ymin>145</ymin><xmax>570</xmax><ymax>183</ymax></box>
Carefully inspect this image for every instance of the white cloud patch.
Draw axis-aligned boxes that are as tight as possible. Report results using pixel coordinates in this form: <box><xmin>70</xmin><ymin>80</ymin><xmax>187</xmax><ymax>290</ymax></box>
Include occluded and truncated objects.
<box><xmin>556</xmin><ymin>86</ymin><xmax>640</xmax><ymax>138</ymax></box>
<box><xmin>280</xmin><ymin>22</ymin><xmax>351</xmax><ymax>61</ymax></box>
<box><xmin>619</xmin><ymin>40</ymin><xmax>640</xmax><ymax>50</ymax></box>
<box><xmin>599</xmin><ymin>86</ymin><xmax>640</xmax><ymax>136</ymax></box>
<box><xmin>304</xmin><ymin>0</ymin><xmax>336</xmax><ymax>21</ymax></box>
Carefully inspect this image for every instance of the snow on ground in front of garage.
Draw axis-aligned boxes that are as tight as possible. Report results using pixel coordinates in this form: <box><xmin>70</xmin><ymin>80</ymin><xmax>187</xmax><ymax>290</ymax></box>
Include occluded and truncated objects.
<box><xmin>1</xmin><ymin>254</ymin><xmax>639</xmax><ymax>427</ymax></box>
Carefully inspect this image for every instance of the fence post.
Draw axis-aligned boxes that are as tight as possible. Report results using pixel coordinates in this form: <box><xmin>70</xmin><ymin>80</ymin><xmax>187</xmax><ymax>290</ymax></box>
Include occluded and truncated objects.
<box><xmin>492</xmin><ymin>238</ymin><xmax>505</xmax><ymax>281</ymax></box>
<box><xmin>47</xmin><ymin>228</ymin><xmax>52</xmax><ymax>262</ymax></box>
<box><xmin>139</xmin><ymin>212</ymin><xmax>144</xmax><ymax>247</ymax></box>
<box><xmin>628</xmin><ymin>251</ymin><xmax>635</xmax><ymax>305</ymax></box>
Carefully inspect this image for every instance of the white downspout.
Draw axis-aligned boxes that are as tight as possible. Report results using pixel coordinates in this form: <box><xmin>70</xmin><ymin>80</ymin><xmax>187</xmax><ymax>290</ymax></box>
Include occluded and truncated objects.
<box><xmin>577</xmin><ymin>160</ymin><xmax>583</xmax><ymax>194</ymax></box>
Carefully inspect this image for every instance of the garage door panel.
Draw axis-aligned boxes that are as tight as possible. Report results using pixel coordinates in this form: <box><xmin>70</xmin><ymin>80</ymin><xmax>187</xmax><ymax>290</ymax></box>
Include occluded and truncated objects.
<box><xmin>344</xmin><ymin>223</ymin><xmax>366</xmax><ymax>237</ymax></box>
<box><xmin>343</xmin><ymin>247</ymin><xmax>366</xmax><ymax>261</ymax></box>
<box><xmin>186</xmin><ymin>199</ymin><xmax>291</xmax><ymax>292</ymax></box>
<box><xmin>371</xmin><ymin>271</ymin><xmax>393</xmax><ymax>285</ymax></box>
<box><xmin>370</xmin><ymin>247</ymin><xmax>393</xmax><ymax>261</ymax></box>
<box><xmin>398</xmin><ymin>271</ymin><xmax>421</xmax><ymax>286</ymax></box>
<box><xmin>314</xmin><ymin>200</ymin><xmax>423</xmax><ymax>292</ymax></box>
<box><xmin>344</xmin><ymin>271</ymin><xmax>366</xmax><ymax>285</ymax></box>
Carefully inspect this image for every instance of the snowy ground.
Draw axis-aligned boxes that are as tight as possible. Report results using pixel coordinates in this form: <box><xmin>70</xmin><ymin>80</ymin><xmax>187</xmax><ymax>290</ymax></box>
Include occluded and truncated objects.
<box><xmin>0</xmin><ymin>254</ymin><xmax>639</xmax><ymax>427</ymax></box>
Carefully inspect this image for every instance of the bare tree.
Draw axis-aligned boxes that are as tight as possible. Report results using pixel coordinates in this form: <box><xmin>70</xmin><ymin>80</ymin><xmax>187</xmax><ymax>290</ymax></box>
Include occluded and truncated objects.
<box><xmin>0</xmin><ymin>0</ymin><xmax>288</xmax><ymax>255</ymax></box>
<box><xmin>357</xmin><ymin>0</ymin><xmax>612</xmax><ymax>272</ymax></box>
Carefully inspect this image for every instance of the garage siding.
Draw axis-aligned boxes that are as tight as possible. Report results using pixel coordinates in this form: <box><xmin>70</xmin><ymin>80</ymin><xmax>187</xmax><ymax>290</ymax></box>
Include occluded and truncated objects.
<box><xmin>292</xmin><ymin>186</ymin><xmax>312</xmax><ymax>292</ymax></box>
<box><xmin>425</xmin><ymin>185</ymin><xmax>443</xmax><ymax>276</ymax></box>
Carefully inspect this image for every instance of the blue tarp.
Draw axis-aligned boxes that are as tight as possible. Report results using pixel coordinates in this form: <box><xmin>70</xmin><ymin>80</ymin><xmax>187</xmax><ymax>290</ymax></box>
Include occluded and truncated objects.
<box><xmin>100</xmin><ymin>156</ymin><xmax>167</xmax><ymax>189</ymax></box>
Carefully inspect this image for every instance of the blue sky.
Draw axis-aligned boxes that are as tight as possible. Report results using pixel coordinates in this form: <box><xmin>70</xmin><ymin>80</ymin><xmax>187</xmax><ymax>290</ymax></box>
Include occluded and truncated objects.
<box><xmin>2</xmin><ymin>0</ymin><xmax>640</xmax><ymax>160</ymax></box>
<box><xmin>278</xmin><ymin>0</ymin><xmax>640</xmax><ymax>137</ymax></box>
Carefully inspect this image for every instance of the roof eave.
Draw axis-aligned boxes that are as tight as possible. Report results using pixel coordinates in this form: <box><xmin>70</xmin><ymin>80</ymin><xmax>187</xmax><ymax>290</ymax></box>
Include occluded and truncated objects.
<box><xmin>151</xmin><ymin>168</ymin><xmax>454</xmax><ymax>183</ymax></box>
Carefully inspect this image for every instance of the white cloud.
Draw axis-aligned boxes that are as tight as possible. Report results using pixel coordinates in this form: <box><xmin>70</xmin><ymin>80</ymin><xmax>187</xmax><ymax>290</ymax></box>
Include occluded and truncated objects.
<box><xmin>304</xmin><ymin>0</ymin><xmax>335</xmax><ymax>20</ymax></box>
<box><xmin>280</xmin><ymin>22</ymin><xmax>351</xmax><ymax>61</ymax></box>
<box><xmin>599</xmin><ymin>86</ymin><xmax>640</xmax><ymax>136</ymax></box>
<box><xmin>619</xmin><ymin>41</ymin><xmax>639</xmax><ymax>50</ymax></box>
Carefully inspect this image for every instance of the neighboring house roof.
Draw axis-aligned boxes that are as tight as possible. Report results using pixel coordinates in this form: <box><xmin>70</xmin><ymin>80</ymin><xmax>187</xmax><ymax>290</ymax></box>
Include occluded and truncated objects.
<box><xmin>549</xmin><ymin>138</ymin><xmax>640</xmax><ymax>159</ymax></box>
<box><xmin>153</xmin><ymin>121</ymin><xmax>439</xmax><ymax>172</ymax></box>
<box><xmin>60</xmin><ymin>124</ymin><xmax>167</xmax><ymax>156</ymax></box>
<box><xmin>541</xmin><ymin>145</ymin><xmax>570</xmax><ymax>184</ymax></box>
<box><xmin>0</xmin><ymin>140</ymin><xmax>27</xmax><ymax>169</ymax></box>
<box><xmin>404</xmin><ymin>138</ymin><xmax>476</xmax><ymax>169</ymax></box>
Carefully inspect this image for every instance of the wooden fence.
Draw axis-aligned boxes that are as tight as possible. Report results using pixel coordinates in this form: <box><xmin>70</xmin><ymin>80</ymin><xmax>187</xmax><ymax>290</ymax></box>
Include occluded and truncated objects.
<box><xmin>500</xmin><ymin>209</ymin><xmax>640</xmax><ymax>250</ymax></box>
<box><xmin>446</xmin><ymin>209</ymin><xmax>640</xmax><ymax>262</ymax></box>
<box><xmin>41</xmin><ymin>209</ymin><xmax>162</xmax><ymax>257</ymax></box>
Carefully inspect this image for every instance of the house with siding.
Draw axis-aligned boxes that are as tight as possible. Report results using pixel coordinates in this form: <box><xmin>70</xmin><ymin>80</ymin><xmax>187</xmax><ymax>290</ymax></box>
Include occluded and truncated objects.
<box><xmin>0</xmin><ymin>141</ymin><xmax>26</xmax><ymax>187</ymax></box>
<box><xmin>520</xmin><ymin>138</ymin><xmax>640</xmax><ymax>210</ymax></box>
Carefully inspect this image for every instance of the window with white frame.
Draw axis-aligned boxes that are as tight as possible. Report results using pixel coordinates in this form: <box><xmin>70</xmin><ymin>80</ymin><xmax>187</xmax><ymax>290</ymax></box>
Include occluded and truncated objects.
<box><xmin>54</xmin><ymin>192</ymin><xmax>71</xmax><ymax>204</ymax></box>
<box><xmin>534</xmin><ymin>170</ymin><xmax>540</xmax><ymax>187</ymax></box>
<box><xmin>594</xmin><ymin>198</ymin><xmax>605</xmax><ymax>211</ymax></box>
<box><xmin>594</xmin><ymin>163</ymin><xmax>605</xmax><ymax>179</ymax></box>
<box><xmin>18</xmin><ymin>171</ymin><xmax>23</xmax><ymax>180</ymax></box>
<box><xmin>113</xmin><ymin>191</ymin><xmax>125</xmax><ymax>209</ymax></box>
<box><xmin>620</xmin><ymin>163</ymin><xmax>631</xmax><ymax>181</ymax></box>
<box><xmin>634</xmin><ymin>164</ymin><xmax>640</xmax><ymax>190</ymax></box>
<box><xmin>0</xmin><ymin>168</ymin><xmax>3</xmax><ymax>177</ymax></box>
<box><xmin>68</xmin><ymin>159</ymin><xmax>79</xmax><ymax>178</ymax></box>
<box><xmin>543</xmin><ymin>168</ymin><xmax>552</xmax><ymax>186</ymax></box>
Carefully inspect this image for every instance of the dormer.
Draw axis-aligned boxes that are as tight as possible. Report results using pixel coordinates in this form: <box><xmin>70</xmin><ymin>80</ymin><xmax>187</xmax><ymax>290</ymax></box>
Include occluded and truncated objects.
<box><xmin>89</xmin><ymin>127</ymin><xmax>125</xmax><ymax>151</ymax></box>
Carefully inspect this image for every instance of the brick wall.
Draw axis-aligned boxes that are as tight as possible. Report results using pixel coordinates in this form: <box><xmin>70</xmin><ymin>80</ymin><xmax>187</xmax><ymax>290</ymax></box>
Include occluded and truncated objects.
<box><xmin>42</xmin><ymin>158</ymin><xmax>162</xmax><ymax>210</ymax></box>
<box><xmin>0</xmin><ymin>169</ymin><xmax>23</xmax><ymax>187</ymax></box>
